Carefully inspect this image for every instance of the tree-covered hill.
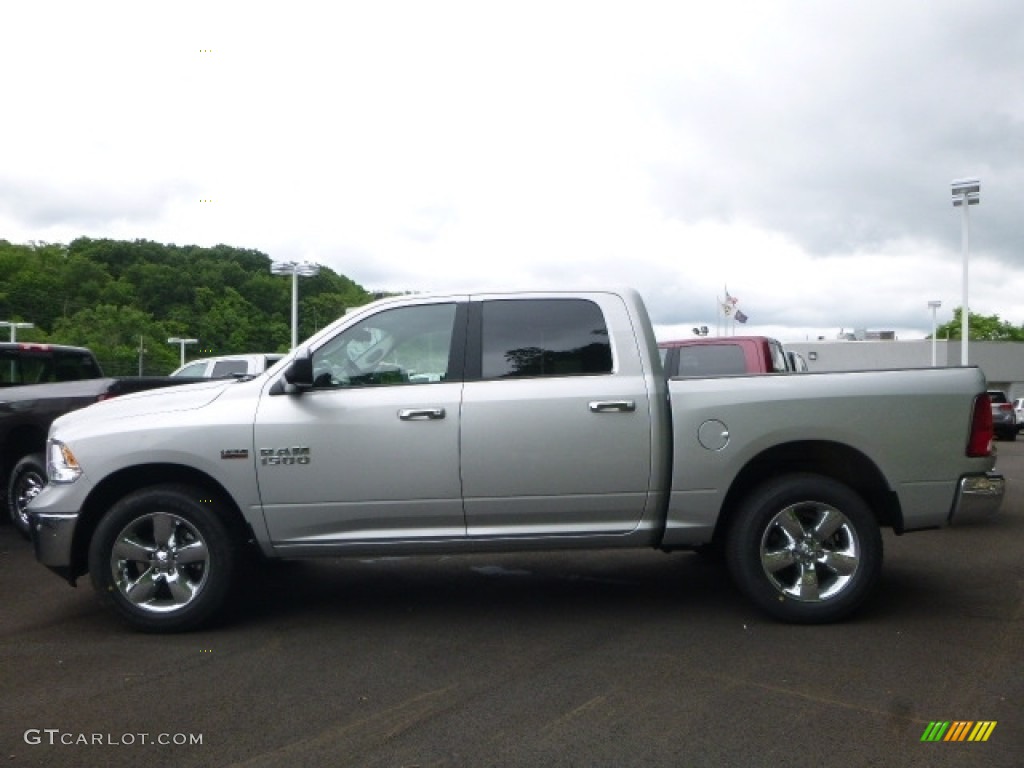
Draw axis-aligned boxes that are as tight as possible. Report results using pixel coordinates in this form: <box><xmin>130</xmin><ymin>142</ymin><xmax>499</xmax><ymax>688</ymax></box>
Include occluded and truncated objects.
<box><xmin>0</xmin><ymin>238</ymin><xmax>376</xmax><ymax>375</ymax></box>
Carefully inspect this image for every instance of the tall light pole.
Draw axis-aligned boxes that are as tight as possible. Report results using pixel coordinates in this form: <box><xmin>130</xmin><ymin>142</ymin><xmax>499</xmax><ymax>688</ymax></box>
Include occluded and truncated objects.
<box><xmin>952</xmin><ymin>178</ymin><xmax>980</xmax><ymax>366</ymax></box>
<box><xmin>928</xmin><ymin>300</ymin><xmax>942</xmax><ymax>367</ymax></box>
<box><xmin>167</xmin><ymin>337</ymin><xmax>198</xmax><ymax>367</ymax></box>
<box><xmin>0</xmin><ymin>321</ymin><xmax>34</xmax><ymax>342</ymax></box>
<box><xmin>271</xmin><ymin>260</ymin><xmax>321</xmax><ymax>349</ymax></box>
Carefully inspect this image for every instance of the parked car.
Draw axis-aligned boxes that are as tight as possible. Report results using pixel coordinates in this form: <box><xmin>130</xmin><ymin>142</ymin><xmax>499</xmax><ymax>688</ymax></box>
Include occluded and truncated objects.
<box><xmin>171</xmin><ymin>353</ymin><xmax>284</xmax><ymax>379</ymax></box>
<box><xmin>987</xmin><ymin>390</ymin><xmax>1017</xmax><ymax>441</ymax></box>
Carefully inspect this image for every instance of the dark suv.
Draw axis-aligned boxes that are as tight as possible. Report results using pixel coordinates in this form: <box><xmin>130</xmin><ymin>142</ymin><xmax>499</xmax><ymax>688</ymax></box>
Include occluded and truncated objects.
<box><xmin>987</xmin><ymin>390</ymin><xmax>1017</xmax><ymax>441</ymax></box>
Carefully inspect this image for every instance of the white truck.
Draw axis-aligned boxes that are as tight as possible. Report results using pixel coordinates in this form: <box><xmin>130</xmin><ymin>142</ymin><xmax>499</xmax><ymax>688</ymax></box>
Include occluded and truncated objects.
<box><xmin>170</xmin><ymin>353</ymin><xmax>284</xmax><ymax>379</ymax></box>
<box><xmin>29</xmin><ymin>289</ymin><xmax>1003</xmax><ymax>632</ymax></box>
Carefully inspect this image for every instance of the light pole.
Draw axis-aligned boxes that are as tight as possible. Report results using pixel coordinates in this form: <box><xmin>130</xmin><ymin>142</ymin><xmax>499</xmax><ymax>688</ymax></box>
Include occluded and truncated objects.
<box><xmin>271</xmin><ymin>260</ymin><xmax>321</xmax><ymax>349</ymax></box>
<box><xmin>0</xmin><ymin>321</ymin><xmax>34</xmax><ymax>342</ymax></box>
<box><xmin>928</xmin><ymin>300</ymin><xmax>942</xmax><ymax>367</ymax></box>
<box><xmin>167</xmin><ymin>337</ymin><xmax>198</xmax><ymax>367</ymax></box>
<box><xmin>951</xmin><ymin>178</ymin><xmax>979</xmax><ymax>366</ymax></box>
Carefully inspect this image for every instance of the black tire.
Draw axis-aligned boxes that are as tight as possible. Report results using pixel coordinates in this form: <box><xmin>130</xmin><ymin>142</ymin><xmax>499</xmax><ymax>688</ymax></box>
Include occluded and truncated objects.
<box><xmin>7</xmin><ymin>453</ymin><xmax>47</xmax><ymax>539</ymax></box>
<box><xmin>88</xmin><ymin>484</ymin><xmax>238</xmax><ymax>633</ymax></box>
<box><xmin>725</xmin><ymin>473</ymin><xmax>882</xmax><ymax>624</ymax></box>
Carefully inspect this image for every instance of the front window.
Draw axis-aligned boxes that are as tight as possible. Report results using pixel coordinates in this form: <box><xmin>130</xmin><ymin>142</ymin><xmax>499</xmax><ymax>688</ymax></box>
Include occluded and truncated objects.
<box><xmin>312</xmin><ymin>303</ymin><xmax>457</xmax><ymax>388</ymax></box>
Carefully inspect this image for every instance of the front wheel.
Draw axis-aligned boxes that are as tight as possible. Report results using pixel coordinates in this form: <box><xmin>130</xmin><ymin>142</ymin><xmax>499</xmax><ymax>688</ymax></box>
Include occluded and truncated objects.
<box><xmin>8</xmin><ymin>453</ymin><xmax>47</xmax><ymax>538</ymax></box>
<box><xmin>88</xmin><ymin>485</ymin><xmax>238</xmax><ymax>632</ymax></box>
<box><xmin>726</xmin><ymin>474</ymin><xmax>882</xmax><ymax>624</ymax></box>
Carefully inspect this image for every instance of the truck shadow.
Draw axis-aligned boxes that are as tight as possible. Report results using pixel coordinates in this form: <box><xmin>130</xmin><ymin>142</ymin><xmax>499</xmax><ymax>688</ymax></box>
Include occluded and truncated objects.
<box><xmin>228</xmin><ymin>550</ymin><xmax>754</xmax><ymax>628</ymax></box>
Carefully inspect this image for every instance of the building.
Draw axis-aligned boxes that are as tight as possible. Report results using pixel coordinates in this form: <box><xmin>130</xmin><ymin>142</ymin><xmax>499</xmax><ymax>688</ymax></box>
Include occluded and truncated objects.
<box><xmin>784</xmin><ymin>339</ymin><xmax>1024</xmax><ymax>398</ymax></box>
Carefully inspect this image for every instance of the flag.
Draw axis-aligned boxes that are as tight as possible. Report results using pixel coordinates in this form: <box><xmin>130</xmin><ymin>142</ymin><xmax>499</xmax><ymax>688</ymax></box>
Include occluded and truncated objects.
<box><xmin>719</xmin><ymin>297</ymin><xmax>733</xmax><ymax>316</ymax></box>
<box><xmin>735</xmin><ymin>310</ymin><xmax>748</xmax><ymax>324</ymax></box>
<box><xmin>725</xmin><ymin>289</ymin><xmax>738</xmax><ymax>307</ymax></box>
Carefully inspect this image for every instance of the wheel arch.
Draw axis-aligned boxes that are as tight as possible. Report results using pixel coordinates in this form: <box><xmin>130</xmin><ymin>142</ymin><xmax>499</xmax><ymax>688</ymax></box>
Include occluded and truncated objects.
<box><xmin>2</xmin><ymin>424</ymin><xmax>48</xmax><ymax>479</ymax></box>
<box><xmin>67</xmin><ymin>463</ymin><xmax>251</xmax><ymax>582</ymax></box>
<box><xmin>714</xmin><ymin>440</ymin><xmax>903</xmax><ymax>544</ymax></box>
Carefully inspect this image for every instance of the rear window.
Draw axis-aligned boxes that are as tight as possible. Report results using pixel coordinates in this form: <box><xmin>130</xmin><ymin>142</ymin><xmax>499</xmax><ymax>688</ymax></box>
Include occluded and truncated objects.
<box><xmin>480</xmin><ymin>299</ymin><xmax>612</xmax><ymax>379</ymax></box>
<box><xmin>673</xmin><ymin>344</ymin><xmax>747</xmax><ymax>377</ymax></box>
<box><xmin>988</xmin><ymin>391</ymin><xmax>1009</xmax><ymax>403</ymax></box>
<box><xmin>0</xmin><ymin>349</ymin><xmax>100</xmax><ymax>385</ymax></box>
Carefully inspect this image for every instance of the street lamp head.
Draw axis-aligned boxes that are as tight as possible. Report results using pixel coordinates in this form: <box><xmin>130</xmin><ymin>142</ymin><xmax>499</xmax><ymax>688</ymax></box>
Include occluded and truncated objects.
<box><xmin>167</xmin><ymin>337</ymin><xmax>198</xmax><ymax>344</ymax></box>
<box><xmin>927</xmin><ymin>300</ymin><xmax>942</xmax><ymax>309</ymax></box>
<box><xmin>270</xmin><ymin>260</ymin><xmax>320</xmax><ymax>276</ymax></box>
<box><xmin>951</xmin><ymin>178</ymin><xmax>980</xmax><ymax>206</ymax></box>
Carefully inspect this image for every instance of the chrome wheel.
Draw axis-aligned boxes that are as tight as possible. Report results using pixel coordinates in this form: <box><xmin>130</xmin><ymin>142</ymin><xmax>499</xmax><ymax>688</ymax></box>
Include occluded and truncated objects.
<box><xmin>110</xmin><ymin>512</ymin><xmax>210</xmax><ymax>614</ymax></box>
<box><xmin>759</xmin><ymin>502</ymin><xmax>860</xmax><ymax>602</ymax></box>
<box><xmin>727</xmin><ymin>473</ymin><xmax>882</xmax><ymax>623</ymax></box>
<box><xmin>8</xmin><ymin>454</ymin><xmax>47</xmax><ymax>537</ymax></box>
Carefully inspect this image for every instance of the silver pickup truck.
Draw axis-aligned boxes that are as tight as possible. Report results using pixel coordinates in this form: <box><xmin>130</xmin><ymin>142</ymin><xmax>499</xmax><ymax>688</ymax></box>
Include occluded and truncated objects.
<box><xmin>29</xmin><ymin>289</ymin><xmax>1004</xmax><ymax>632</ymax></box>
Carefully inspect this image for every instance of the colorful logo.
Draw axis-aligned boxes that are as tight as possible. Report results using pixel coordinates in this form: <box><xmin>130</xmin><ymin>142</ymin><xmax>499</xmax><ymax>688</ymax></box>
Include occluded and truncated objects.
<box><xmin>921</xmin><ymin>721</ymin><xmax>997</xmax><ymax>742</ymax></box>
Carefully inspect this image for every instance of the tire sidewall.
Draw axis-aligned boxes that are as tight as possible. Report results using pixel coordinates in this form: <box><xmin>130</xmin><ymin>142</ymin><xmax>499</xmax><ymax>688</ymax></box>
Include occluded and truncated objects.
<box><xmin>7</xmin><ymin>453</ymin><xmax>47</xmax><ymax>538</ymax></box>
<box><xmin>88</xmin><ymin>484</ymin><xmax>236</xmax><ymax>633</ymax></box>
<box><xmin>726</xmin><ymin>473</ymin><xmax>883</xmax><ymax>624</ymax></box>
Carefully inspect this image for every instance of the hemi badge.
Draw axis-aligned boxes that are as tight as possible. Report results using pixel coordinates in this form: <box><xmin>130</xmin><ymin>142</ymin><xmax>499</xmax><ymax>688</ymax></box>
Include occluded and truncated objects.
<box><xmin>220</xmin><ymin>449</ymin><xmax>249</xmax><ymax>460</ymax></box>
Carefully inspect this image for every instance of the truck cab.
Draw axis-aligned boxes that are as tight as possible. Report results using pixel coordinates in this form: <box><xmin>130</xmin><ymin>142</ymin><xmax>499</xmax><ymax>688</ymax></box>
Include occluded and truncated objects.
<box><xmin>658</xmin><ymin>336</ymin><xmax>791</xmax><ymax>378</ymax></box>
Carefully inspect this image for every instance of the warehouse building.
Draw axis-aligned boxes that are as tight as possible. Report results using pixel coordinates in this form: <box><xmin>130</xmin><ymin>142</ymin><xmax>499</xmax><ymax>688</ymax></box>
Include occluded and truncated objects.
<box><xmin>784</xmin><ymin>339</ymin><xmax>1024</xmax><ymax>399</ymax></box>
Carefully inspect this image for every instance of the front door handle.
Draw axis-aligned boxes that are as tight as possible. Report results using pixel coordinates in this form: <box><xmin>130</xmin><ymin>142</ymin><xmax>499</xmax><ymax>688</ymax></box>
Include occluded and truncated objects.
<box><xmin>398</xmin><ymin>408</ymin><xmax>446</xmax><ymax>420</ymax></box>
<box><xmin>588</xmin><ymin>400</ymin><xmax>636</xmax><ymax>413</ymax></box>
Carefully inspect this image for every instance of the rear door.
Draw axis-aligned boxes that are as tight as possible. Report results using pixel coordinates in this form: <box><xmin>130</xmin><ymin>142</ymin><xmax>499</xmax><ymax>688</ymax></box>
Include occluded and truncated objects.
<box><xmin>460</xmin><ymin>293</ymin><xmax>653</xmax><ymax>537</ymax></box>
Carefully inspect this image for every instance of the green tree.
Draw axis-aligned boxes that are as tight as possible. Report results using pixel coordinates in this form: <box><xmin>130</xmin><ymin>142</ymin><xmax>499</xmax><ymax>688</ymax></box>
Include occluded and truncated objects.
<box><xmin>933</xmin><ymin>308</ymin><xmax>1024</xmax><ymax>341</ymax></box>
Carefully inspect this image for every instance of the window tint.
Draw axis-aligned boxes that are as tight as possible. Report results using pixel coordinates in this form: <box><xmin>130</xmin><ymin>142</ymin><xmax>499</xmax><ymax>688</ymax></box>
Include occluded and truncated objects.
<box><xmin>481</xmin><ymin>299</ymin><xmax>612</xmax><ymax>379</ymax></box>
<box><xmin>674</xmin><ymin>344</ymin><xmax>747</xmax><ymax>377</ymax></box>
<box><xmin>211</xmin><ymin>360</ymin><xmax>249</xmax><ymax>377</ymax></box>
<box><xmin>312</xmin><ymin>303</ymin><xmax>457</xmax><ymax>388</ymax></box>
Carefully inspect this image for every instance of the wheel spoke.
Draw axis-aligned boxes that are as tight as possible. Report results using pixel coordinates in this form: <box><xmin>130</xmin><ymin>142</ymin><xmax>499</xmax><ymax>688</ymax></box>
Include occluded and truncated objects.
<box><xmin>793</xmin><ymin>563</ymin><xmax>820</xmax><ymax>600</ymax></box>
<box><xmin>811</xmin><ymin>507</ymin><xmax>845</xmax><ymax>542</ymax></box>
<box><xmin>775</xmin><ymin>508</ymin><xmax>806</xmax><ymax>542</ymax></box>
<box><xmin>819</xmin><ymin>550</ymin><xmax>859</xmax><ymax>577</ymax></box>
<box><xmin>762</xmin><ymin>547</ymin><xmax>796</xmax><ymax>573</ymax></box>
<box><xmin>174</xmin><ymin>540</ymin><xmax>209</xmax><ymax>565</ymax></box>
<box><xmin>151</xmin><ymin>513</ymin><xmax>176</xmax><ymax>547</ymax></box>
<box><xmin>123</xmin><ymin>568</ymin><xmax>161</xmax><ymax>605</ymax></box>
<box><xmin>165</xmin><ymin>571</ymin><xmax>197</xmax><ymax>604</ymax></box>
<box><xmin>113</xmin><ymin>536</ymin><xmax>155</xmax><ymax>563</ymax></box>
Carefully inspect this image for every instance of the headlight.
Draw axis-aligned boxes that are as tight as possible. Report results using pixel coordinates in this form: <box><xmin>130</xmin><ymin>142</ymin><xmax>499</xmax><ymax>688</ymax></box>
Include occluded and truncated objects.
<box><xmin>47</xmin><ymin>439</ymin><xmax>82</xmax><ymax>483</ymax></box>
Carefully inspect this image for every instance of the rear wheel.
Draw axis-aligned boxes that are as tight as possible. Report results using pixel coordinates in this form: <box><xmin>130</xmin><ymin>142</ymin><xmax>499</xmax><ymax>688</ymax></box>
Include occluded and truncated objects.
<box><xmin>726</xmin><ymin>473</ymin><xmax>882</xmax><ymax>624</ymax></box>
<box><xmin>88</xmin><ymin>484</ymin><xmax>238</xmax><ymax>632</ymax></box>
<box><xmin>7</xmin><ymin>453</ymin><xmax>47</xmax><ymax>538</ymax></box>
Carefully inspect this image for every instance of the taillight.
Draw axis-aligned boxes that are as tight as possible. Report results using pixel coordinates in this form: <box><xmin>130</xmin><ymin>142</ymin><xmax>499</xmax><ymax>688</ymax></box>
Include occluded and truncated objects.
<box><xmin>968</xmin><ymin>394</ymin><xmax>994</xmax><ymax>457</ymax></box>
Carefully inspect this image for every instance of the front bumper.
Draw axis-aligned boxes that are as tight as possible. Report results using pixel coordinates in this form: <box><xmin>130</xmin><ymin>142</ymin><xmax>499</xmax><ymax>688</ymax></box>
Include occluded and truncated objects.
<box><xmin>951</xmin><ymin>472</ymin><xmax>1004</xmax><ymax>523</ymax></box>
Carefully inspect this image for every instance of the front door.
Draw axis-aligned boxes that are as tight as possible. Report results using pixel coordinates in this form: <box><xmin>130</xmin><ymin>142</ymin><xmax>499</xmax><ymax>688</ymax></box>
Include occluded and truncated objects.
<box><xmin>254</xmin><ymin>300</ymin><xmax>466</xmax><ymax>546</ymax></box>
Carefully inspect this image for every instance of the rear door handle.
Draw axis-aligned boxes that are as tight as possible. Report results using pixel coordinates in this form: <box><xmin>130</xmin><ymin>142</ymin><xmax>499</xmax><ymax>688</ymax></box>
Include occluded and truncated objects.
<box><xmin>588</xmin><ymin>400</ymin><xmax>636</xmax><ymax>413</ymax></box>
<box><xmin>398</xmin><ymin>408</ymin><xmax>446</xmax><ymax>420</ymax></box>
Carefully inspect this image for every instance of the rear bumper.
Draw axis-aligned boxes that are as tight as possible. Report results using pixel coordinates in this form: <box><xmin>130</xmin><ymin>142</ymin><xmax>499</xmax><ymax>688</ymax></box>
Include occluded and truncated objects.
<box><xmin>951</xmin><ymin>472</ymin><xmax>1004</xmax><ymax>523</ymax></box>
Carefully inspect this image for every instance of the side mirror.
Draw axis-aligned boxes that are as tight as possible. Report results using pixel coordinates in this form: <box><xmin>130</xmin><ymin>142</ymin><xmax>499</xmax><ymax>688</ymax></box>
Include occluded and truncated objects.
<box><xmin>283</xmin><ymin>349</ymin><xmax>314</xmax><ymax>389</ymax></box>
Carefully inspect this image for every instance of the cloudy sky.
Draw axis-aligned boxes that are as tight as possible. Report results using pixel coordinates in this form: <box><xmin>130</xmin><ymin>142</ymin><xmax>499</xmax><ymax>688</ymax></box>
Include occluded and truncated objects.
<box><xmin>2</xmin><ymin>1</ymin><xmax>1022</xmax><ymax>341</ymax></box>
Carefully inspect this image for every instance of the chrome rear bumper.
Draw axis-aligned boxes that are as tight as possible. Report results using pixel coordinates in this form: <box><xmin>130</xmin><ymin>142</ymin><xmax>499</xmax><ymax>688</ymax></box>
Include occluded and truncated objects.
<box><xmin>951</xmin><ymin>472</ymin><xmax>1004</xmax><ymax>523</ymax></box>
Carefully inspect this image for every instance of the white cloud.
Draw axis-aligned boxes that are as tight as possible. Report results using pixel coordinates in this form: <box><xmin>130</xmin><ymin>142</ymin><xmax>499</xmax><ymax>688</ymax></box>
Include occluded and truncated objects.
<box><xmin>2</xmin><ymin>0</ymin><xmax>1022</xmax><ymax>338</ymax></box>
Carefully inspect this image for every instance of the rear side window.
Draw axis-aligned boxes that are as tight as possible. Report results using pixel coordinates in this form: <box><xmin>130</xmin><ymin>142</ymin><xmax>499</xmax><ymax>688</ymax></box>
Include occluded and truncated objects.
<box><xmin>480</xmin><ymin>299</ymin><xmax>612</xmax><ymax>379</ymax></box>
<box><xmin>674</xmin><ymin>344</ymin><xmax>747</xmax><ymax>377</ymax></box>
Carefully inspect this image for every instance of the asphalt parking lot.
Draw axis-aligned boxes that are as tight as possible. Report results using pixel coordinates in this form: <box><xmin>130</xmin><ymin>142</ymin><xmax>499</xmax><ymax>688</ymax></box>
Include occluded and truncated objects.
<box><xmin>1</xmin><ymin>446</ymin><xmax>1022</xmax><ymax>768</ymax></box>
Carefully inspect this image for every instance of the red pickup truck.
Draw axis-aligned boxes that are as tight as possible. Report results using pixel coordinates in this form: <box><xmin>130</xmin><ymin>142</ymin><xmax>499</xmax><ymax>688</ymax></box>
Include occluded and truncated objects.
<box><xmin>658</xmin><ymin>336</ymin><xmax>793</xmax><ymax>377</ymax></box>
